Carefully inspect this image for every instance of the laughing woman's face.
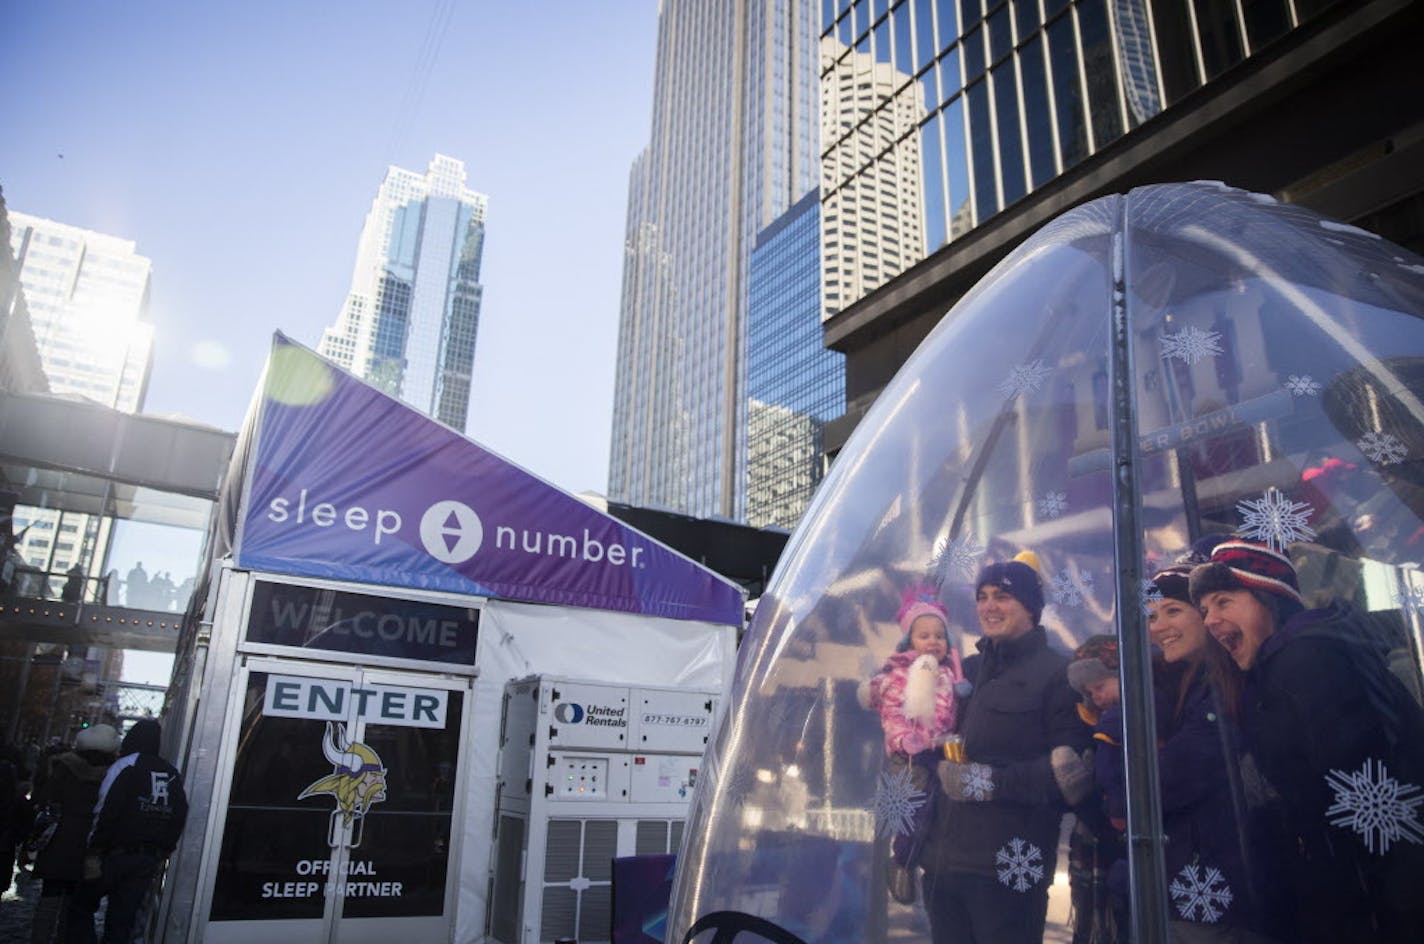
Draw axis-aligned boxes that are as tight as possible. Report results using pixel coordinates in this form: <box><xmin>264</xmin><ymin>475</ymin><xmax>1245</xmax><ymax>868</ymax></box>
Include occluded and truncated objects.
<box><xmin>1201</xmin><ymin>589</ymin><xmax>1276</xmax><ymax>670</ymax></box>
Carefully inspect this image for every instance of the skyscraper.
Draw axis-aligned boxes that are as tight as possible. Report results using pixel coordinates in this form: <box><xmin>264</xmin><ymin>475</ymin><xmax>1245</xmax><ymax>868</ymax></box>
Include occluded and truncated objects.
<box><xmin>0</xmin><ymin>191</ymin><xmax>47</xmax><ymax>396</ymax></box>
<box><xmin>609</xmin><ymin>0</ymin><xmax>822</xmax><ymax>520</ymax></box>
<box><xmin>320</xmin><ymin>154</ymin><xmax>487</xmax><ymax>432</ymax></box>
<box><xmin>820</xmin><ymin>46</ymin><xmax>928</xmax><ymax>318</ymax></box>
<box><xmin>819</xmin><ymin>0</ymin><xmax>1424</xmax><ymax>454</ymax></box>
<box><xmin>7</xmin><ymin>211</ymin><xmax>153</xmax><ymax>411</ymax></box>
<box><xmin>4</xmin><ymin>209</ymin><xmax>155</xmax><ymax>602</ymax></box>
<box><xmin>746</xmin><ymin>191</ymin><xmax>843</xmax><ymax>529</ymax></box>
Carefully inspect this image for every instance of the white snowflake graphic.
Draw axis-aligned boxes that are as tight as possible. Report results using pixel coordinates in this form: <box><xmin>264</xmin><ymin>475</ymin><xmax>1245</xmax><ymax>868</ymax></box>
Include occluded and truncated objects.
<box><xmin>1169</xmin><ymin>864</ymin><xmax>1234</xmax><ymax>923</ymax></box>
<box><xmin>998</xmin><ymin>360</ymin><xmax>1052</xmax><ymax>398</ymax></box>
<box><xmin>1324</xmin><ymin>758</ymin><xmax>1424</xmax><ymax>855</ymax></box>
<box><xmin>1161</xmin><ymin>326</ymin><xmax>1224</xmax><ymax>365</ymax></box>
<box><xmin>1358</xmin><ymin>430</ymin><xmax>1408</xmax><ymax>466</ymax></box>
<box><xmin>1236</xmin><ymin>487</ymin><xmax>1316</xmax><ymax>552</ymax></box>
<box><xmin>873</xmin><ymin>766</ymin><xmax>926</xmax><ymax>839</ymax></box>
<box><xmin>1395</xmin><ymin>584</ymin><xmax>1424</xmax><ymax>620</ymax></box>
<box><xmin>994</xmin><ymin>837</ymin><xmax>1045</xmax><ymax>892</ymax></box>
<box><xmin>931</xmin><ymin>535</ymin><xmax>986</xmax><ymax>583</ymax></box>
<box><xmin>723</xmin><ymin>765</ymin><xmax>756</xmax><ymax>808</ymax></box>
<box><xmin>1140</xmin><ymin>578</ymin><xmax>1164</xmax><ymax>615</ymax></box>
<box><xmin>960</xmin><ymin>763</ymin><xmax>994</xmax><ymax>801</ymax></box>
<box><xmin>1049</xmin><ymin>570</ymin><xmax>1093</xmax><ymax>608</ymax></box>
<box><xmin>767</xmin><ymin>698</ymin><xmax>804</xmax><ymax>734</ymax></box>
<box><xmin>1038</xmin><ymin>491</ymin><xmax>1068</xmax><ymax>519</ymax></box>
<box><xmin>1285</xmin><ymin>374</ymin><xmax>1322</xmax><ymax>397</ymax></box>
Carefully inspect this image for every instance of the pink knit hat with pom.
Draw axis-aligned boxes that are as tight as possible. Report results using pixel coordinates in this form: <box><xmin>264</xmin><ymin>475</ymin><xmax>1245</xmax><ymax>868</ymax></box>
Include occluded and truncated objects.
<box><xmin>896</xmin><ymin>584</ymin><xmax>949</xmax><ymax>652</ymax></box>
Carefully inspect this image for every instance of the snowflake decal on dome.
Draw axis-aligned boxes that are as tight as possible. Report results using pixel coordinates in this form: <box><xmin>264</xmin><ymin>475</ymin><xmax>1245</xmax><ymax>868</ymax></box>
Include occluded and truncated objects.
<box><xmin>1324</xmin><ymin>758</ymin><xmax>1424</xmax><ymax>855</ymax></box>
<box><xmin>873</xmin><ymin>766</ymin><xmax>926</xmax><ymax>839</ymax></box>
<box><xmin>1038</xmin><ymin>491</ymin><xmax>1068</xmax><ymax>519</ymax></box>
<box><xmin>1140</xmin><ymin>578</ymin><xmax>1164</xmax><ymax>615</ymax></box>
<box><xmin>1161</xmin><ymin>326</ymin><xmax>1224</xmax><ymax>365</ymax></box>
<box><xmin>1285</xmin><ymin>374</ymin><xmax>1322</xmax><ymax>397</ymax></box>
<box><xmin>1358</xmin><ymin>431</ymin><xmax>1407</xmax><ymax>466</ymax></box>
<box><xmin>998</xmin><ymin>360</ymin><xmax>1053</xmax><ymax>398</ymax></box>
<box><xmin>1169</xmin><ymin>863</ymin><xmax>1234</xmax><ymax>923</ymax></box>
<box><xmin>767</xmin><ymin>697</ymin><xmax>804</xmax><ymax>734</ymax></box>
<box><xmin>995</xmin><ymin>837</ymin><xmax>1045</xmax><ymax>892</ymax></box>
<box><xmin>1236</xmin><ymin>487</ymin><xmax>1316</xmax><ymax>552</ymax></box>
<box><xmin>1395</xmin><ymin>584</ymin><xmax>1424</xmax><ymax>621</ymax></box>
<box><xmin>960</xmin><ymin>763</ymin><xmax>994</xmax><ymax>801</ymax></box>
<box><xmin>723</xmin><ymin>764</ymin><xmax>757</xmax><ymax>808</ymax></box>
<box><xmin>1050</xmin><ymin>570</ymin><xmax>1093</xmax><ymax>608</ymax></box>
<box><xmin>931</xmin><ymin>535</ymin><xmax>986</xmax><ymax>584</ymax></box>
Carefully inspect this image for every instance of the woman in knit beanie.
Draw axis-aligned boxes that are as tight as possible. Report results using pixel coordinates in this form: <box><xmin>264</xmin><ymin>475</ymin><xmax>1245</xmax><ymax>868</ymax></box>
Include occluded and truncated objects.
<box><xmin>1188</xmin><ymin>535</ymin><xmax>1424</xmax><ymax>942</ymax></box>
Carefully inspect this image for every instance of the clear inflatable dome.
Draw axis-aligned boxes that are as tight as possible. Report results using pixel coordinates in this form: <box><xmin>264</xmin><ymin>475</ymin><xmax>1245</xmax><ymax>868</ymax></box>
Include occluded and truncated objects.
<box><xmin>672</xmin><ymin>182</ymin><xmax>1424</xmax><ymax>944</ymax></box>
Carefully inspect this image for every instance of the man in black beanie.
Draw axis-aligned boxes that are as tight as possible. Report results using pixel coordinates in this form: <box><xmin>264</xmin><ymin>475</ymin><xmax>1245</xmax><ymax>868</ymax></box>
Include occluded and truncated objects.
<box><xmin>67</xmin><ymin>719</ymin><xmax>188</xmax><ymax>944</ymax></box>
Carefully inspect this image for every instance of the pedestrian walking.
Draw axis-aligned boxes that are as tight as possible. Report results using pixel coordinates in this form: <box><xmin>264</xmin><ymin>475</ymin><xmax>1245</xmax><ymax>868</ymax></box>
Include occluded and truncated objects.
<box><xmin>67</xmin><ymin>720</ymin><xmax>187</xmax><ymax>944</ymax></box>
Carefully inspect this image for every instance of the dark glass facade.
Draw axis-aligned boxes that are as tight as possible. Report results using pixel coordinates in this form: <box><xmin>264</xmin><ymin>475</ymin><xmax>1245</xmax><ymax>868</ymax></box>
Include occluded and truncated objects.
<box><xmin>746</xmin><ymin>192</ymin><xmax>845</xmax><ymax>529</ymax></box>
<box><xmin>819</xmin><ymin>0</ymin><xmax>1350</xmax><ymax>315</ymax></box>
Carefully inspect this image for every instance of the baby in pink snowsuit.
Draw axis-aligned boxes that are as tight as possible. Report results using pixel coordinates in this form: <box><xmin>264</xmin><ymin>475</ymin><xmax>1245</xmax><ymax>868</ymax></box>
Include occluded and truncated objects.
<box><xmin>860</xmin><ymin>585</ymin><xmax>968</xmax><ymax>892</ymax></box>
<box><xmin>862</xmin><ymin>586</ymin><xmax>966</xmax><ymax>757</ymax></box>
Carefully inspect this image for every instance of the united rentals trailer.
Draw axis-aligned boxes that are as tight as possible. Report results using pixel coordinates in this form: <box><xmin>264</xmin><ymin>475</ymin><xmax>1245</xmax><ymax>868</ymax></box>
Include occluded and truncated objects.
<box><xmin>154</xmin><ymin>335</ymin><xmax>742</xmax><ymax>944</ymax></box>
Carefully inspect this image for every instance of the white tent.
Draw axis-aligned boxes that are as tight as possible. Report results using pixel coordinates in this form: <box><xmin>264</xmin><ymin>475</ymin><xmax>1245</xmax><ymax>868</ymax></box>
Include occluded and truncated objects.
<box><xmin>157</xmin><ymin>336</ymin><xmax>742</xmax><ymax>943</ymax></box>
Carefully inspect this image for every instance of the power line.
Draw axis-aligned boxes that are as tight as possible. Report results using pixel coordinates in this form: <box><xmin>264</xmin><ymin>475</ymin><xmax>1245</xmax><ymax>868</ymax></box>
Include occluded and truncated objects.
<box><xmin>384</xmin><ymin>0</ymin><xmax>460</xmax><ymax>168</ymax></box>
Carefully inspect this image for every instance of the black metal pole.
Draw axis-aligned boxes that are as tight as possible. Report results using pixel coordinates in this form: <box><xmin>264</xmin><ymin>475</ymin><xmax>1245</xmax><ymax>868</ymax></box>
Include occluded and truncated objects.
<box><xmin>1108</xmin><ymin>199</ymin><xmax>1171</xmax><ymax>944</ymax></box>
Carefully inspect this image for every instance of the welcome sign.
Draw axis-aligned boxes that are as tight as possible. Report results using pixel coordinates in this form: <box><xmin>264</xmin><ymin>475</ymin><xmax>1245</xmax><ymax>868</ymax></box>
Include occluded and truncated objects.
<box><xmin>233</xmin><ymin>336</ymin><xmax>743</xmax><ymax>625</ymax></box>
<box><xmin>246</xmin><ymin>581</ymin><xmax>479</xmax><ymax>665</ymax></box>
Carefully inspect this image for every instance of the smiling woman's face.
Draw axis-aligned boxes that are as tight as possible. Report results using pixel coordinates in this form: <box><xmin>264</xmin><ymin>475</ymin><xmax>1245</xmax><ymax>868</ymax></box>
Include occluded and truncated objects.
<box><xmin>1147</xmin><ymin>597</ymin><xmax>1210</xmax><ymax>664</ymax></box>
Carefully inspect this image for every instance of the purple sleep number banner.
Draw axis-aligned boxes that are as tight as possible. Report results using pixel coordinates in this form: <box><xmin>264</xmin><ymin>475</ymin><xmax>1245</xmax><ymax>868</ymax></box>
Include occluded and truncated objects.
<box><xmin>235</xmin><ymin>336</ymin><xmax>743</xmax><ymax>626</ymax></box>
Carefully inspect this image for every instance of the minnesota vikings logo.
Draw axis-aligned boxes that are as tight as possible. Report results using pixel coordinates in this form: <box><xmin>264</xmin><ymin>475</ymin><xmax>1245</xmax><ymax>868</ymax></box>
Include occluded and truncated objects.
<box><xmin>299</xmin><ymin>721</ymin><xmax>388</xmax><ymax>847</ymax></box>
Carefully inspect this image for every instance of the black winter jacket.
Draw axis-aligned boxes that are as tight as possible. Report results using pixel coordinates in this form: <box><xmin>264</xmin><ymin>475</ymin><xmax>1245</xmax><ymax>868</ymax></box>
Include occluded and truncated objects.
<box><xmin>1242</xmin><ymin>602</ymin><xmax>1424</xmax><ymax>943</ymax></box>
<box><xmin>90</xmin><ymin>751</ymin><xmax>188</xmax><ymax>855</ymax></box>
<box><xmin>923</xmin><ymin>626</ymin><xmax>1088</xmax><ymax>884</ymax></box>
<box><xmin>1098</xmin><ymin>668</ymin><xmax>1288</xmax><ymax>935</ymax></box>
<box><xmin>33</xmin><ymin>750</ymin><xmax>110</xmax><ymax>881</ymax></box>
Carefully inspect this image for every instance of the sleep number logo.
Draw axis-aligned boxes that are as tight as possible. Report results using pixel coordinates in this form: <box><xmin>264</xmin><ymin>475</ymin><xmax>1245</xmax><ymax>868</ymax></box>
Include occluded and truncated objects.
<box><xmin>419</xmin><ymin>500</ymin><xmax>483</xmax><ymax>564</ymax></box>
<box><xmin>265</xmin><ymin>490</ymin><xmax>649</xmax><ymax>569</ymax></box>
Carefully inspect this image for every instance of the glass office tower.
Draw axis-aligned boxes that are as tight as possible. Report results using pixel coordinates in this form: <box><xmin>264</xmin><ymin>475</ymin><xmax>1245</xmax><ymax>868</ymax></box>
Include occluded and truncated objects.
<box><xmin>4</xmin><ymin>210</ymin><xmax>161</xmax><ymax>620</ymax></box>
<box><xmin>320</xmin><ymin>154</ymin><xmax>487</xmax><ymax>432</ymax></box>
<box><xmin>609</xmin><ymin>0</ymin><xmax>822</xmax><ymax>520</ymax></box>
<box><xmin>819</xmin><ymin>0</ymin><xmax>1340</xmax><ymax>319</ymax></box>
<box><xmin>7</xmin><ymin>212</ymin><xmax>153</xmax><ymax>412</ymax></box>
<box><xmin>746</xmin><ymin>192</ymin><xmax>845</xmax><ymax>529</ymax></box>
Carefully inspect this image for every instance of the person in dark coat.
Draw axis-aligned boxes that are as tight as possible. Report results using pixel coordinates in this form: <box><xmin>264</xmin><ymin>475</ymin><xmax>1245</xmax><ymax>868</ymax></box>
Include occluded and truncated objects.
<box><xmin>28</xmin><ymin>725</ymin><xmax>118</xmax><ymax>944</ymax></box>
<box><xmin>1063</xmin><ymin>635</ymin><xmax>1129</xmax><ymax>944</ymax></box>
<box><xmin>0</xmin><ymin>742</ymin><xmax>24</xmax><ymax>894</ymax></box>
<box><xmin>1099</xmin><ymin>562</ymin><xmax>1290</xmax><ymax>943</ymax></box>
<box><xmin>1191</xmin><ymin>537</ymin><xmax>1424</xmax><ymax>943</ymax></box>
<box><xmin>67</xmin><ymin>719</ymin><xmax>188</xmax><ymax>944</ymax></box>
<box><xmin>921</xmin><ymin>551</ymin><xmax>1093</xmax><ymax>944</ymax></box>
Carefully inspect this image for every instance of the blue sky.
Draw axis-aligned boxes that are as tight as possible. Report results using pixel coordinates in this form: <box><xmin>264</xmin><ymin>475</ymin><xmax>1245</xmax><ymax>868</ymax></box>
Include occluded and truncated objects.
<box><xmin>3</xmin><ymin>0</ymin><xmax>658</xmax><ymax>495</ymax></box>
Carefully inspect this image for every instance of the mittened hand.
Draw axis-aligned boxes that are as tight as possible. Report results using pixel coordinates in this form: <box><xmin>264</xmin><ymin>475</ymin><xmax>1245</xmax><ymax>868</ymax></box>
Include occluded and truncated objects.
<box><xmin>1051</xmin><ymin>745</ymin><xmax>1094</xmax><ymax>806</ymax></box>
<box><xmin>939</xmin><ymin>760</ymin><xmax>996</xmax><ymax>802</ymax></box>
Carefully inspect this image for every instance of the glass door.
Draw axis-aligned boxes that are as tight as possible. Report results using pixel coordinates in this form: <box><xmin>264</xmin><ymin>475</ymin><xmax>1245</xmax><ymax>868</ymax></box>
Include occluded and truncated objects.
<box><xmin>203</xmin><ymin>659</ymin><xmax>467</xmax><ymax>944</ymax></box>
<box><xmin>334</xmin><ymin>667</ymin><xmax>465</xmax><ymax>944</ymax></box>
